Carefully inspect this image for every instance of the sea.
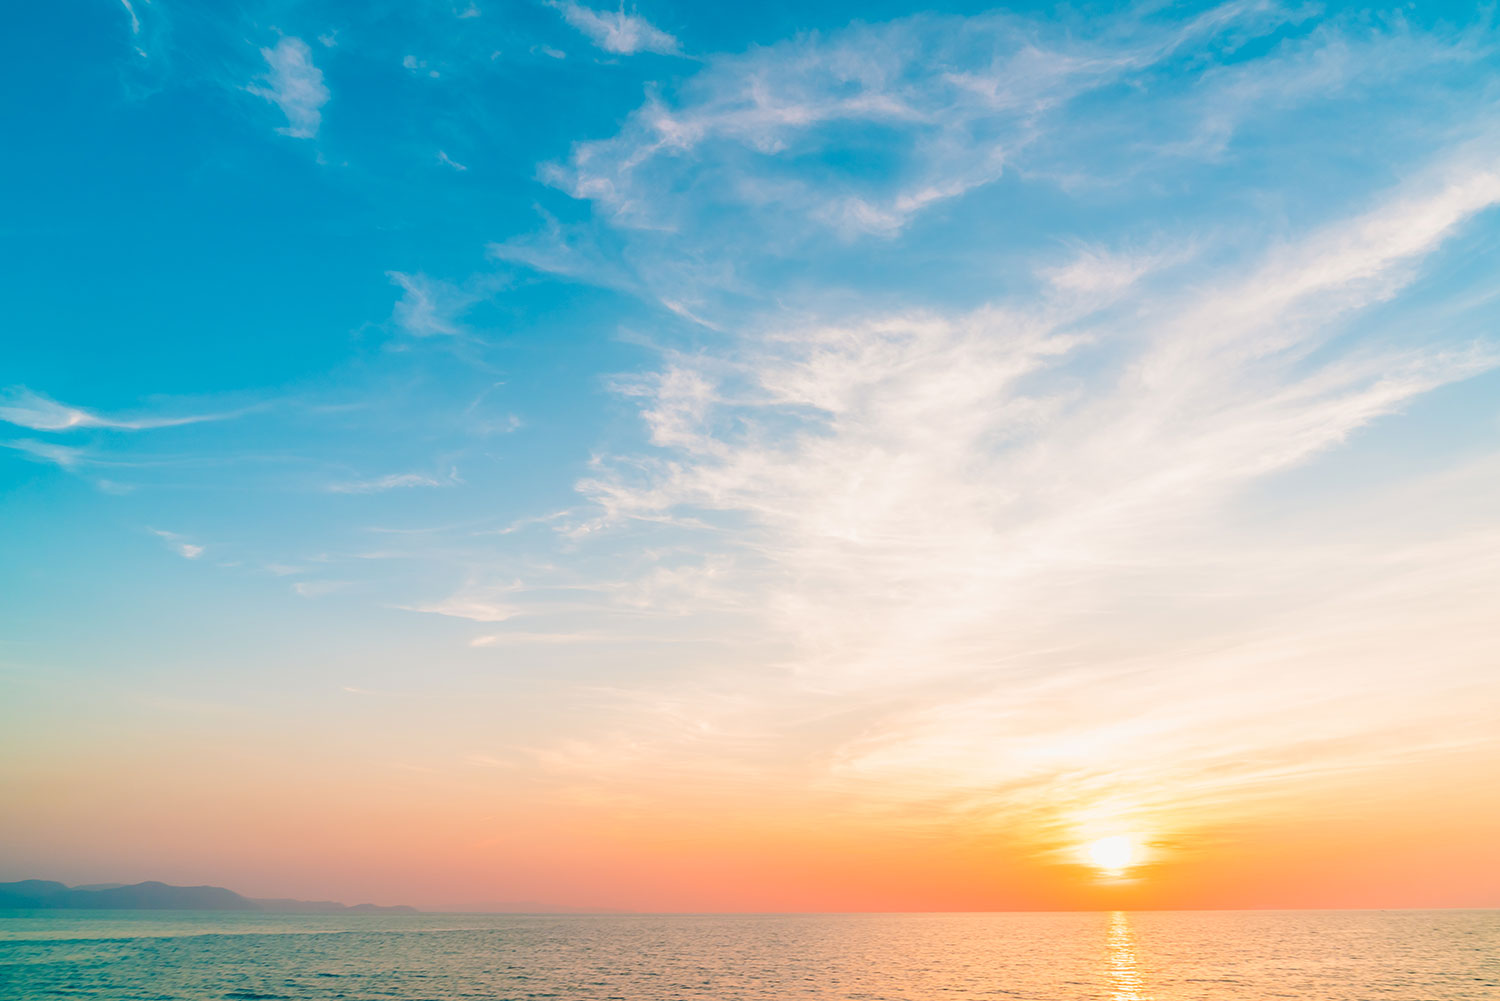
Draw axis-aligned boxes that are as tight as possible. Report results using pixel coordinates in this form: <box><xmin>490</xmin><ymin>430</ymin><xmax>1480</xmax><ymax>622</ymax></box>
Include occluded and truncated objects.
<box><xmin>0</xmin><ymin>909</ymin><xmax>1495</xmax><ymax>1000</ymax></box>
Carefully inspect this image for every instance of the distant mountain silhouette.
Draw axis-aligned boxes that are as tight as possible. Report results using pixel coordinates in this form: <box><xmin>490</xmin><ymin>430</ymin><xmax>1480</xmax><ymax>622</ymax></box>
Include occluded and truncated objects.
<box><xmin>0</xmin><ymin>880</ymin><xmax>417</xmax><ymax>914</ymax></box>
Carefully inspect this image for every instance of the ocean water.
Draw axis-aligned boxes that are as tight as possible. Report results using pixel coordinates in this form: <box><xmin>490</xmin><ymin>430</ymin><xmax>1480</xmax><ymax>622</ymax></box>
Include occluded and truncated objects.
<box><xmin>0</xmin><ymin>909</ymin><xmax>1495</xmax><ymax>1000</ymax></box>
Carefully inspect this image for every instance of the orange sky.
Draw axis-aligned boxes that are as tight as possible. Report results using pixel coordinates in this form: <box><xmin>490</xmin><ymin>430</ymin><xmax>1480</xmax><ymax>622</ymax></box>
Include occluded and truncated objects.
<box><xmin>4</xmin><ymin>674</ymin><xmax>1497</xmax><ymax>910</ymax></box>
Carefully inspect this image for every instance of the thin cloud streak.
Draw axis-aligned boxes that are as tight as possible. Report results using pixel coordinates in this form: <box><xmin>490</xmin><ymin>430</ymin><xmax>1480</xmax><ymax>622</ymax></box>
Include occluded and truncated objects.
<box><xmin>0</xmin><ymin>387</ymin><xmax>237</xmax><ymax>432</ymax></box>
<box><xmin>327</xmin><ymin>472</ymin><xmax>456</xmax><ymax>494</ymax></box>
<box><xmin>2</xmin><ymin>439</ymin><xmax>90</xmax><ymax>469</ymax></box>
<box><xmin>149</xmin><ymin>528</ymin><xmax>204</xmax><ymax>560</ymax></box>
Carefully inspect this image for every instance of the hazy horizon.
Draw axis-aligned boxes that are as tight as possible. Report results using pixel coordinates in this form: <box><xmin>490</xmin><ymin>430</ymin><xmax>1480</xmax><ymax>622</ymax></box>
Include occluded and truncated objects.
<box><xmin>3</xmin><ymin>0</ymin><xmax>1499</xmax><ymax>916</ymax></box>
<box><xmin>7</xmin><ymin>876</ymin><xmax>1499</xmax><ymax>913</ymax></box>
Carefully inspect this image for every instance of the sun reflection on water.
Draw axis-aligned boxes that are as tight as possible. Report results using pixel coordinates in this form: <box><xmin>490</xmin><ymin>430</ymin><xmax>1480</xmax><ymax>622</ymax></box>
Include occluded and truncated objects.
<box><xmin>1106</xmin><ymin>911</ymin><xmax>1149</xmax><ymax>1001</ymax></box>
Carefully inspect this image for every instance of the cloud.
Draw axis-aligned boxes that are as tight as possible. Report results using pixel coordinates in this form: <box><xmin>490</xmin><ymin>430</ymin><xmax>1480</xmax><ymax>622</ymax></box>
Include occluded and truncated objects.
<box><xmin>538</xmin><ymin>10</ymin><xmax>1241</xmax><ymax>237</ymax></box>
<box><xmin>117</xmin><ymin>0</ymin><xmax>140</xmax><ymax>35</ymax></box>
<box><xmin>327</xmin><ymin>471</ymin><xmax>456</xmax><ymax>494</ymax></box>
<box><xmin>587</xmin><ymin>154</ymin><xmax>1500</xmax><ymax>598</ymax></box>
<box><xmin>2</xmin><ymin>438</ymin><xmax>89</xmax><ymax>469</ymax></box>
<box><xmin>539</xmin><ymin>138</ymin><xmax>1500</xmax><ymax>842</ymax></box>
<box><xmin>149</xmin><ymin>528</ymin><xmax>204</xmax><ymax>560</ymax></box>
<box><xmin>403</xmin><ymin>54</ymin><xmax>440</xmax><ymax>78</ymax></box>
<box><xmin>525</xmin><ymin>0</ymin><xmax>1479</xmax><ymax>352</ymax></box>
<box><xmin>248</xmin><ymin>37</ymin><xmax>329</xmax><ymax>139</ymax></box>
<box><xmin>402</xmin><ymin>595</ymin><xmax>518</xmax><ymax>622</ymax></box>
<box><xmin>1040</xmin><ymin>246</ymin><xmax>1175</xmax><ymax>296</ymax></box>
<box><xmin>0</xmin><ymin>387</ymin><xmax>230</xmax><ymax>432</ymax></box>
<box><xmin>387</xmin><ymin>271</ymin><xmax>476</xmax><ymax>337</ymax></box>
<box><xmin>547</xmin><ymin>1</ymin><xmax>678</xmax><ymax>56</ymax></box>
<box><xmin>437</xmin><ymin>150</ymin><xmax>468</xmax><ymax>171</ymax></box>
<box><xmin>294</xmin><ymin>580</ymin><xmax>348</xmax><ymax>597</ymax></box>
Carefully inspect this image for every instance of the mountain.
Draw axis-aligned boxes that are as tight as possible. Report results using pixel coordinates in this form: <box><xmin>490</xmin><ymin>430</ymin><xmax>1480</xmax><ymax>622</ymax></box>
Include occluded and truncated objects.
<box><xmin>0</xmin><ymin>880</ymin><xmax>72</xmax><ymax>908</ymax></box>
<box><xmin>0</xmin><ymin>880</ymin><xmax>417</xmax><ymax>914</ymax></box>
<box><xmin>74</xmin><ymin>881</ymin><xmax>253</xmax><ymax>910</ymax></box>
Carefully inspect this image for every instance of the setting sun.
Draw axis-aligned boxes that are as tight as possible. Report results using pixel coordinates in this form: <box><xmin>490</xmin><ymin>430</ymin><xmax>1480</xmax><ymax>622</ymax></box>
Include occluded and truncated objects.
<box><xmin>1084</xmin><ymin>836</ymin><xmax>1143</xmax><ymax>876</ymax></box>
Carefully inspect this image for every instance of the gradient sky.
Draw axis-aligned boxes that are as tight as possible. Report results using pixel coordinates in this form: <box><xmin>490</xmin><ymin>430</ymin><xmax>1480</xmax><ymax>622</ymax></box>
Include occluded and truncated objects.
<box><xmin>3</xmin><ymin>0</ymin><xmax>1499</xmax><ymax>912</ymax></box>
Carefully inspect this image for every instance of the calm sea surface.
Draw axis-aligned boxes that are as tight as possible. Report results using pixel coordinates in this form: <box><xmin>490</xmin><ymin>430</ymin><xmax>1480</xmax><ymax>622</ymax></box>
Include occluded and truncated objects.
<box><xmin>0</xmin><ymin>910</ymin><xmax>1495</xmax><ymax>1000</ymax></box>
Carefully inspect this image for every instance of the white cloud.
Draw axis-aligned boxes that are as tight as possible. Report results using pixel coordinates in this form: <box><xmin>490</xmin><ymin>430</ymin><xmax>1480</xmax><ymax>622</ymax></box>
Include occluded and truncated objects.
<box><xmin>546</xmin><ymin>1</ymin><xmax>678</xmax><ymax>56</ymax></box>
<box><xmin>1040</xmin><ymin>246</ymin><xmax>1174</xmax><ymax>296</ymax></box>
<box><xmin>248</xmin><ymin>37</ymin><xmax>329</xmax><ymax>139</ymax></box>
<box><xmin>538</xmin><ymin>13</ymin><xmax>1151</xmax><ymax>235</ymax></box>
<box><xmin>117</xmin><ymin>0</ymin><xmax>140</xmax><ymax>35</ymax></box>
<box><xmin>542</xmin><ymin>145</ymin><xmax>1500</xmax><ymax>838</ymax></box>
<box><xmin>437</xmin><ymin>150</ymin><xmax>468</xmax><ymax>171</ymax></box>
<box><xmin>387</xmin><ymin>271</ymin><xmax>475</xmax><ymax>337</ymax></box>
<box><xmin>402</xmin><ymin>54</ymin><xmax>441</xmax><ymax>78</ymax></box>
<box><xmin>327</xmin><ymin>471</ymin><xmax>455</xmax><ymax>494</ymax></box>
<box><xmin>294</xmin><ymin>580</ymin><xmax>348</xmax><ymax>597</ymax></box>
<box><xmin>149</xmin><ymin>528</ymin><xmax>204</xmax><ymax>560</ymax></box>
<box><xmin>2</xmin><ymin>438</ymin><xmax>89</xmax><ymax>469</ymax></box>
<box><xmin>403</xmin><ymin>595</ymin><xmax>518</xmax><ymax>622</ymax></box>
<box><xmin>535</xmin><ymin>2</ymin><xmax>1470</xmax><ymax>281</ymax></box>
<box><xmin>0</xmin><ymin>387</ymin><xmax>229</xmax><ymax>432</ymax></box>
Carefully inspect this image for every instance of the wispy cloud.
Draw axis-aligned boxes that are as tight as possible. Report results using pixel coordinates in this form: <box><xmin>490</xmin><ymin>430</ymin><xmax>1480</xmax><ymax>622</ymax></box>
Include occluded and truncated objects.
<box><xmin>488</xmin><ymin>211</ymin><xmax>640</xmax><ymax>294</ymax></box>
<box><xmin>388</xmin><ymin>271</ymin><xmax>476</xmax><ymax>337</ymax></box>
<box><xmin>0</xmin><ymin>387</ymin><xmax>231</xmax><ymax>432</ymax></box>
<box><xmin>294</xmin><ymin>579</ymin><xmax>348</xmax><ymax>597</ymax></box>
<box><xmin>526</xmin><ymin>0</ymin><xmax>1479</xmax><ymax>353</ymax></box>
<box><xmin>149</xmin><ymin>528</ymin><xmax>204</xmax><ymax>560</ymax></box>
<box><xmin>476</xmin><ymin>9</ymin><xmax>1500</xmax><ymax>862</ymax></box>
<box><xmin>327</xmin><ymin>470</ymin><xmax>459</xmax><ymax>494</ymax></box>
<box><xmin>539</xmin><ymin>8</ymin><xmax>1279</xmax><ymax>238</ymax></box>
<box><xmin>402</xmin><ymin>594</ymin><xmax>519</xmax><ymax>622</ymax></box>
<box><xmin>117</xmin><ymin>0</ymin><xmax>140</xmax><ymax>35</ymax></box>
<box><xmin>546</xmin><ymin>1</ymin><xmax>678</xmax><ymax>56</ymax></box>
<box><xmin>2</xmin><ymin>438</ymin><xmax>89</xmax><ymax>469</ymax></box>
<box><xmin>248</xmin><ymin>37</ymin><xmax>329</xmax><ymax>139</ymax></box>
<box><xmin>532</xmin><ymin>134</ymin><xmax>1500</xmax><ymax>846</ymax></box>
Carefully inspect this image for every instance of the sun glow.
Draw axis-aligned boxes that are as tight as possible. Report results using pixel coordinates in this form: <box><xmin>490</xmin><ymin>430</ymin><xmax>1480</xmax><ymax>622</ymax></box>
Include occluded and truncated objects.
<box><xmin>1084</xmin><ymin>835</ymin><xmax>1142</xmax><ymax>876</ymax></box>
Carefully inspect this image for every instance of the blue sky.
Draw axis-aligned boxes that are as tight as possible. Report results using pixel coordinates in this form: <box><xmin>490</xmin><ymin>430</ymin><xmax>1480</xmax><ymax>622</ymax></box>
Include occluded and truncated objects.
<box><xmin>3</xmin><ymin>0</ymin><xmax>1500</xmax><ymax>907</ymax></box>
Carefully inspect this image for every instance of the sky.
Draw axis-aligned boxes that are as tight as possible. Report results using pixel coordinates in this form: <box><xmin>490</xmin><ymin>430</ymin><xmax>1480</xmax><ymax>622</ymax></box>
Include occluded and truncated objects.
<box><xmin>2</xmin><ymin>0</ymin><xmax>1499</xmax><ymax>912</ymax></box>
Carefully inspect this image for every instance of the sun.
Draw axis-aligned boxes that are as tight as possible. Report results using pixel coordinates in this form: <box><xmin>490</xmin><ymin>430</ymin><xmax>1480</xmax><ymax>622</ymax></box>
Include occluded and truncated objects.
<box><xmin>1083</xmin><ymin>835</ymin><xmax>1141</xmax><ymax>875</ymax></box>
